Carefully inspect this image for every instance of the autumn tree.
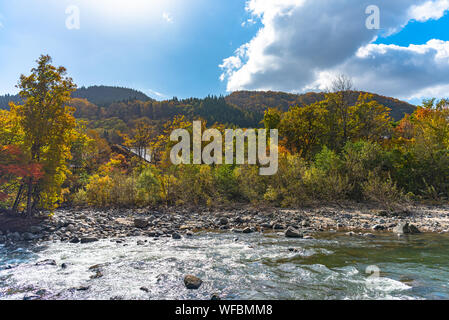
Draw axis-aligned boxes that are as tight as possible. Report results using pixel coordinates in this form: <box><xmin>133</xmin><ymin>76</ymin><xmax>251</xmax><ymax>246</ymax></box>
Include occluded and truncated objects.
<box><xmin>9</xmin><ymin>55</ymin><xmax>77</xmax><ymax>215</ymax></box>
<box><xmin>278</xmin><ymin>102</ymin><xmax>328</xmax><ymax>157</ymax></box>
<box><xmin>0</xmin><ymin>145</ymin><xmax>43</xmax><ymax>210</ymax></box>
<box><xmin>325</xmin><ymin>74</ymin><xmax>354</xmax><ymax>150</ymax></box>
<box><xmin>123</xmin><ymin>119</ymin><xmax>155</xmax><ymax>161</ymax></box>
<box><xmin>348</xmin><ymin>93</ymin><xmax>392</xmax><ymax>142</ymax></box>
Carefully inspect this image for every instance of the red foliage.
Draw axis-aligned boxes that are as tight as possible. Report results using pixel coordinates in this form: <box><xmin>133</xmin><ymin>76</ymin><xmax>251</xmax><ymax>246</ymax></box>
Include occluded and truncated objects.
<box><xmin>0</xmin><ymin>145</ymin><xmax>44</xmax><ymax>201</ymax></box>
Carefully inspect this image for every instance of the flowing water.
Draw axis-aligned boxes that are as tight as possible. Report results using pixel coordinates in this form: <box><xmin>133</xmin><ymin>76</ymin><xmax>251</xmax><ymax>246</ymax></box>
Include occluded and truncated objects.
<box><xmin>1</xmin><ymin>231</ymin><xmax>449</xmax><ymax>300</ymax></box>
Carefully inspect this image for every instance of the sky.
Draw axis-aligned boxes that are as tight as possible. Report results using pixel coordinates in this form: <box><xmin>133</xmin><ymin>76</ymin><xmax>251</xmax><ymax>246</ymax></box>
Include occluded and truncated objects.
<box><xmin>1</xmin><ymin>0</ymin><xmax>449</xmax><ymax>103</ymax></box>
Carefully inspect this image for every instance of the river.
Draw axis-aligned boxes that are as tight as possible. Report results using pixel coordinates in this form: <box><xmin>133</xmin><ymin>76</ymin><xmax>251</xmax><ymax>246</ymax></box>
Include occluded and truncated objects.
<box><xmin>1</xmin><ymin>231</ymin><xmax>448</xmax><ymax>300</ymax></box>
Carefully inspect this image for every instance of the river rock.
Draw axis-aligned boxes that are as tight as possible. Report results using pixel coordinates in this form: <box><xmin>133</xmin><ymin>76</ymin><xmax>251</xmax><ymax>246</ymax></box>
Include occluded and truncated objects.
<box><xmin>23</xmin><ymin>233</ymin><xmax>35</xmax><ymax>241</ymax></box>
<box><xmin>69</xmin><ymin>237</ymin><xmax>80</xmax><ymax>244</ymax></box>
<box><xmin>242</xmin><ymin>227</ymin><xmax>253</xmax><ymax>234</ymax></box>
<box><xmin>393</xmin><ymin>222</ymin><xmax>420</xmax><ymax>234</ymax></box>
<box><xmin>76</xmin><ymin>286</ymin><xmax>91</xmax><ymax>291</ymax></box>
<box><xmin>219</xmin><ymin>217</ymin><xmax>229</xmax><ymax>225</ymax></box>
<box><xmin>35</xmin><ymin>259</ymin><xmax>57</xmax><ymax>266</ymax></box>
<box><xmin>184</xmin><ymin>275</ymin><xmax>203</xmax><ymax>290</ymax></box>
<box><xmin>90</xmin><ymin>270</ymin><xmax>103</xmax><ymax>279</ymax></box>
<box><xmin>134</xmin><ymin>218</ymin><xmax>149</xmax><ymax>229</ymax></box>
<box><xmin>172</xmin><ymin>233</ymin><xmax>182</xmax><ymax>240</ymax></box>
<box><xmin>30</xmin><ymin>226</ymin><xmax>43</xmax><ymax>234</ymax></box>
<box><xmin>211</xmin><ymin>293</ymin><xmax>221</xmax><ymax>300</ymax></box>
<box><xmin>81</xmin><ymin>237</ymin><xmax>99</xmax><ymax>244</ymax></box>
<box><xmin>285</xmin><ymin>226</ymin><xmax>303</xmax><ymax>238</ymax></box>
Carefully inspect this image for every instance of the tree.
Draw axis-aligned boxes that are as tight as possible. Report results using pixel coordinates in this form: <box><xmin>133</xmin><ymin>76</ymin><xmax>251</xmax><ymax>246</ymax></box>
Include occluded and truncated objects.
<box><xmin>278</xmin><ymin>102</ymin><xmax>328</xmax><ymax>157</ymax></box>
<box><xmin>0</xmin><ymin>145</ymin><xmax>43</xmax><ymax>209</ymax></box>
<box><xmin>348</xmin><ymin>93</ymin><xmax>392</xmax><ymax>142</ymax></box>
<box><xmin>325</xmin><ymin>74</ymin><xmax>354</xmax><ymax>150</ymax></box>
<box><xmin>123</xmin><ymin>119</ymin><xmax>154</xmax><ymax>161</ymax></box>
<box><xmin>9</xmin><ymin>55</ymin><xmax>77</xmax><ymax>215</ymax></box>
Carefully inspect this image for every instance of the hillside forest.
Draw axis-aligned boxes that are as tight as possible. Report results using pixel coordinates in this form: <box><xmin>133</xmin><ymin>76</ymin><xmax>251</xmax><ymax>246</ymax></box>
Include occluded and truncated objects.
<box><xmin>1</xmin><ymin>55</ymin><xmax>449</xmax><ymax>215</ymax></box>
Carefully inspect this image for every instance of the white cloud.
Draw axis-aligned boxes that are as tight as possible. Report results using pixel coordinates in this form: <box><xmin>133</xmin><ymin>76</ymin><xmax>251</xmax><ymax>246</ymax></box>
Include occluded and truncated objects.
<box><xmin>162</xmin><ymin>12</ymin><xmax>174</xmax><ymax>23</ymax></box>
<box><xmin>220</xmin><ymin>0</ymin><xmax>449</xmax><ymax>99</ymax></box>
<box><xmin>408</xmin><ymin>0</ymin><xmax>449</xmax><ymax>21</ymax></box>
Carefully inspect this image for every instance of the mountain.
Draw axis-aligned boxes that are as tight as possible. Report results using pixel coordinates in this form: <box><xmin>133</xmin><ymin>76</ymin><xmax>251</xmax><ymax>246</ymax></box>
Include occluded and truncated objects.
<box><xmin>0</xmin><ymin>85</ymin><xmax>152</xmax><ymax>110</ymax></box>
<box><xmin>72</xmin><ymin>86</ymin><xmax>152</xmax><ymax>106</ymax></box>
<box><xmin>225</xmin><ymin>90</ymin><xmax>416</xmax><ymax>121</ymax></box>
<box><xmin>0</xmin><ymin>94</ymin><xmax>22</xmax><ymax>110</ymax></box>
<box><xmin>0</xmin><ymin>87</ymin><xmax>416</xmax><ymax>124</ymax></box>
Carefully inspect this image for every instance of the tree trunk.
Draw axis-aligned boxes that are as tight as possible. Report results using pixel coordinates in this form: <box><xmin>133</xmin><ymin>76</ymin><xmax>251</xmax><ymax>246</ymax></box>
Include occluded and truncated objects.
<box><xmin>12</xmin><ymin>183</ymin><xmax>24</xmax><ymax>214</ymax></box>
<box><xmin>26</xmin><ymin>179</ymin><xmax>33</xmax><ymax>217</ymax></box>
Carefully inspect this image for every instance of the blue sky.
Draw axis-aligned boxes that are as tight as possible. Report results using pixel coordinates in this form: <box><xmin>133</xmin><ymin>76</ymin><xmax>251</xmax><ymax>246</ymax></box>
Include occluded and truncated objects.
<box><xmin>1</xmin><ymin>0</ymin><xmax>449</xmax><ymax>102</ymax></box>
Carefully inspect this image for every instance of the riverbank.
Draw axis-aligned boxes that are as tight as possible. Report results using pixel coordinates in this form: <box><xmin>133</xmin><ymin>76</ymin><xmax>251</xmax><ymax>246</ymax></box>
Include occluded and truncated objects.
<box><xmin>1</xmin><ymin>204</ymin><xmax>449</xmax><ymax>245</ymax></box>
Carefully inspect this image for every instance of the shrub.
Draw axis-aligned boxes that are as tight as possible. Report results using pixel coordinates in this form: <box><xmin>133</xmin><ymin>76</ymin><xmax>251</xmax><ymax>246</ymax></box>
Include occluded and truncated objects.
<box><xmin>213</xmin><ymin>164</ymin><xmax>240</xmax><ymax>202</ymax></box>
<box><xmin>264</xmin><ymin>154</ymin><xmax>310</xmax><ymax>207</ymax></box>
<box><xmin>362</xmin><ymin>171</ymin><xmax>408</xmax><ymax>211</ymax></box>
<box><xmin>172</xmin><ymin>165</ymin><xmax>217</xmax><ymax>206</ymax></box>
<box><xmin>235</xmin><ymin>165</ymin><xmax>268</xmax><ymax>204</ymax></box>
<box><xmin>136</xmin><ymin>166</ymin><xmax>161</xmax><ymax>205</ymax></box>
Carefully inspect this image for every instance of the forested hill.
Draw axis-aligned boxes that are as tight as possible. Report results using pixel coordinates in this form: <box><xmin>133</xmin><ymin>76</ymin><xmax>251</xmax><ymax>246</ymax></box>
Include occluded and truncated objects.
<box><xmin>226</xmin><ymin>90</ymin><xmax>416</xmax><ymax>121</ymax></box>
<box><xmin>0</xmin><ymin>85</ymin><xmax>152</xmax><ymax>109</ymax></box>
<box><xmin>73</xmin><ymin>86</ymin><xmax>152</xmax><ymax>106</ymax></box>
<box><xmin>0</xmin><ymin>94</ymin><xmax>22</xmax><ymax>109</ymax></box>
<box><xmin>1</xmin><ymin>87</ymin><xmax>416</xmax><ymax>127</ymax></box>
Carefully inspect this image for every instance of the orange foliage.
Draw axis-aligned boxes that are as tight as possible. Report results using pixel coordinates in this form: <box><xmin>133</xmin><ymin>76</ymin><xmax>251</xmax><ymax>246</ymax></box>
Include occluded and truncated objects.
<box><xmin>0</xmin><ymin>145</ymin><xmax>44</xmax><ymax>201</ymax></box>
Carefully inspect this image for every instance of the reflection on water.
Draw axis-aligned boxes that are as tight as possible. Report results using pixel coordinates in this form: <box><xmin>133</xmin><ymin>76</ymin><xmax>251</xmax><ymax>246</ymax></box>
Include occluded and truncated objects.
<box><xmin>1</xmin><ymin>232</ymin><xmax>449</xmax><ymax>300</ymax></box>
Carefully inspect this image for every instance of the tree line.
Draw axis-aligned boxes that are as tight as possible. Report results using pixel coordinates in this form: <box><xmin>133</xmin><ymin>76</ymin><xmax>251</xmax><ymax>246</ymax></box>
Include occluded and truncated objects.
<box><xmin>1</xmin><ymin>55</ymin><xmax>448</xmax><ymax>216</ymax></box>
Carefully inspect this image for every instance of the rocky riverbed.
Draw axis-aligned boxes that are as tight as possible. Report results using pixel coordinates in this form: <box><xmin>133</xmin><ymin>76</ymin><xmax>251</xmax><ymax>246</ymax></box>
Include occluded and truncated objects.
<box><xmin>1</xmin><ymin>204</ymin><xmax>449</xmax><ymax>246</ymax></box>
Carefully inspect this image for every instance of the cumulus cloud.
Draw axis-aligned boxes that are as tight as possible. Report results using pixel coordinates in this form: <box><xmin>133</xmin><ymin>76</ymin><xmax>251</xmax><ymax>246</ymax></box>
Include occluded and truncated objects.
<box><xmin>408</xmin><ymin>0</ymin><xmax>449</xmax><ymax>21</ymax></box>
<box><xmin>220</xmin><ymin>0</ymin><xmax>449</xmax><ymax>100</ymax></box>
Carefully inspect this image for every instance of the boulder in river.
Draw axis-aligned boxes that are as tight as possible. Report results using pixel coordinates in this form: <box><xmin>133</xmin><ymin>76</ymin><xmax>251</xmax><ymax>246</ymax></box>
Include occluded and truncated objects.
<box><xmin>285</xmin><ymin>226</ymin><xmax>303</xmax><ymax>238</ymax></box>
<box><xmin>393</xmin><ymin>222</ymin><xmax>420</xmax><ymax>234</ymax></box>
<box><xmin>184</xmin><ymin>275</ymin><xmax>203</xmax><ymax>290</ymax></box>
<box><xmin>172</xmin><ymin>233</ymin><xmax>182</xmax><ymax>240</ymax></box>
<box><xmin>90</xmin><ymin>270</ymin><xmax>103</xmax><ymax>279</ymax></box>
<box><xmin>35</xmin><ymin>259</ymin><xmax>57</xmax><ymax>266</ymax></box>
<box><xmin>211</xmin><ymin>293</ymin><xmax>221</xmax><ymax>300</ymax></box>
<box><xmin>69</xmin><ymin>237</ymin><xmax>80</xmax><ymax>244</ymax></box>
<box><xmin>81</xmin><ymin>237</ymin><xmax>99</xmax><ymax>244</ymax></box>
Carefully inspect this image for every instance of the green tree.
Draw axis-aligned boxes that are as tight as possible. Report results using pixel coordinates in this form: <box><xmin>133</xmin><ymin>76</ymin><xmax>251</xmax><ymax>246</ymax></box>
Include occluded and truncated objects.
<box><xmin>278</xmin><ymin>102</ymin><xmax>328</xmax><ymax>157</ymax></box>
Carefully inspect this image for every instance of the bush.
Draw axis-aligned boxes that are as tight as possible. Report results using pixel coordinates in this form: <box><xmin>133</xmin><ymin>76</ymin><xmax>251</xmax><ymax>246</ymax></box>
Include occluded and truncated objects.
<box><xmin>235</xmin><ymin>165</ymin><xmax>268</xmax><ymax>204</ymax></box>
<box><xmin>136</xmin><ymin>166</ymin><xmax>161</xmax><ymax>205</ymax></box>
<box><xmin>213</xmin><ymin>165</ymin><xmax>240</xmax><ymax>202</ymax></box>
<box><xmin>341</xmin><ymin>141</ymin><xmax>387</xmax><ymax>200</ymax></box>
<box><xmin>264</xmin><ymin>154</ymin><xmax>310</xmax><ymax>207</ymax></box>
<box><xmin>362</xmin><ymin>171</ymin><xmax>408</xmax><ymax>211</ymax></box>
<box><xmin>172</xmin><ymin>165</ymin><xmax>217</xmax><ymax>206</ymax></box>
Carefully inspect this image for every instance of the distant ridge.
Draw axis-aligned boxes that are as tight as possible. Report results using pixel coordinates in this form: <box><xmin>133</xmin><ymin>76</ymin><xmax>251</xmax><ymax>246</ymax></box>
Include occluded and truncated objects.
<box><xmin>72</xmin><ymin>86</ymin><xmax>152</xmax><ymax>106</ymax></box>
<box><xmin>0</xmin><ymin>85</ymin><xmax>152</xmax><ymax>109</ymax></box>
<box><xmin>0</xmin><ymin>87</ymin><xmax>416</xmax><ymax>122</ymax></box>
<box><xmin>226</xmin><ymin>90</ymin><xmax>416</xmax><ymax>121</ymax></box>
